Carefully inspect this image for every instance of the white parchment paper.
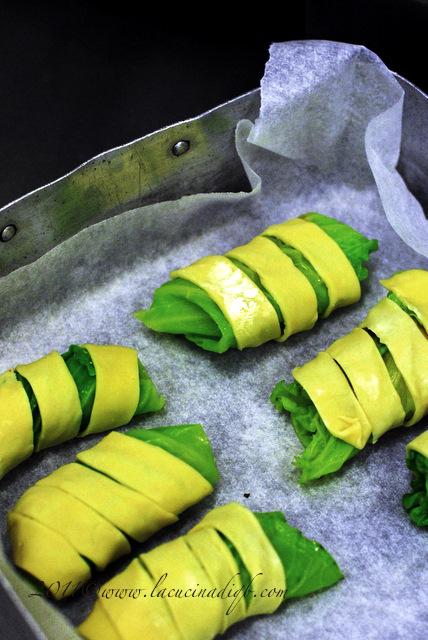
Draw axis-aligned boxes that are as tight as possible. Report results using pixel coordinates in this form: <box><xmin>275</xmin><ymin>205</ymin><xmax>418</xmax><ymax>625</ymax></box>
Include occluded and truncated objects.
<box><xmin>0</xmin><ymin>41</ymin><xmax>427</xmax><ymax>640</ymax></box>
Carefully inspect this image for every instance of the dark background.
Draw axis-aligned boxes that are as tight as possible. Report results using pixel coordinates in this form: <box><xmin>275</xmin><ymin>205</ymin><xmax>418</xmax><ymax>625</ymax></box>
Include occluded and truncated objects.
<box><xmin>0</xmin><ymin>0</ymin><xmax>426</xmax><ymax>207</ymax></box>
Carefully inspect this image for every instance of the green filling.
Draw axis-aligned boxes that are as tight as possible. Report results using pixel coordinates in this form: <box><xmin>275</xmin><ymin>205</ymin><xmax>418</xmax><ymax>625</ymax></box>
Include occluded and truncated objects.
<box><xmin>125</xmin><ymin>424</ymin><xmax>220</xmax><ymax>486</ymax></box>
<box><xmin>387</xmin><ymin>291</ymin><xmax>422</xmax><ymax>326</ymax></box>
<box><xmin>271</xmin><ymin>380</ymin><xmax>358</xmax><ymax>483</ymax></box>
<box><xmin>135</xmin><ymin>278</ymin><xmax>237</xmax><ymax>354</ymax></box>
<box><xmin>403</xmin><ymin>449</ymin><xmax>428</xmax><ymax>527</ymax></box>
<box><xmin>302</xmin><ymin>212</ymin><xmax>379</xmax><ymax>281</ymax></box>
<box><xmin>15</xmin><ymin>372</ymin><xmax>41</xmax><ymax>448</ymax></box>
<box><xmin>17</xmin><ymin>345</ymin><xmax>164</xmax><ymax>441</ymax></box>
<box><xmin>136</xmin><ymin>213</ymin><xmax>377</xmax><ymax>352</ymax></box>
<box><xmin>218</xmin><ymin>511</ymin><xmax>343</xmax><ymax>607</ymax></box>
<box><xmin>255</xmin><ymin>511</ymin><xmax>343</xmax><ymax>599</ymax></box>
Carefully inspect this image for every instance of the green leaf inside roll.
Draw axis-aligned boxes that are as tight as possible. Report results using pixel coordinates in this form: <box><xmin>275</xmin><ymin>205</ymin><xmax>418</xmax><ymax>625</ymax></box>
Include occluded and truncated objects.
<box><xmin>255</xmin><ymin>511</ymin><xmax>343</xmax><ymax>598</ymax></box>
<box><xmin>403</xmin><ymin>449</ymin><xmax>428</xmax><ymax>527</ymax></box>
<box><xmin>61</xmin><ymin>345</ymin><xmax>165</xmax><ymax>431</ymax></box>
<box><xmin>271</xmin><ymin>380</ymin><xmax>358</xmax><ymax>483</ymax></box>
<box><xmin>136</xmin><ymin>213</ymin><xmax>377</xmax><ymax>352</ymax></box>
<box><xmin>126</xmin><ymin>424</ymin><xmax>220</xmax><ymax>486</ymax></box>
<box><xmin>135</xmin><ymin>279</ymin><xmax>237</xmax><ymax>354</ymax></box>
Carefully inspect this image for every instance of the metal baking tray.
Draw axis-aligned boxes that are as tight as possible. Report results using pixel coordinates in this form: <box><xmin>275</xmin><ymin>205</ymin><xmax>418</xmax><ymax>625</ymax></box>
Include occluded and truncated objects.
<box><xmin>0</xmin><ymin>73</ymin><xmax>427</xmax><ymax>640</ymax></box>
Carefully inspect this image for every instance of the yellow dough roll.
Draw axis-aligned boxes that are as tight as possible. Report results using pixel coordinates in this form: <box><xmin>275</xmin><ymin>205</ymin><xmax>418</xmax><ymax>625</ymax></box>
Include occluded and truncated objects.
<box><xmin>36</xmin><ymin>462</ymin><xmax>177</xmax><ymax>543</ymax></box>
<box><xmin>0</xmin><ymin>343</ymin><xmax>163</xmax><ymax>480</ymax></box>
<box><xmin>80</xmin><ymin>502</ymin><xmax>342</xmax><ymax>640</ymax></box>
<box><xmin>185</xmin><ymin>527</ymin><xmax>246</xmax><ymax>632</ymax></box>
<box><xmin>0</xmin><ymin>371</ymin><xmax>34</xmax><ymax>478</ymax></box>
<box><xmin>171</xmin><ymin>255</ymin><xmax>281</xmax><ymax>349</ymax></box>
<box><xmin>11</xmin><ymin>485</ymin><xmax>130</xmax><ymax>570</ymax></box>
<box><xmin>327</xmin><ymin>328</ymin><xmax>405</xmax><ymax>442</ymax></box>
<box><xmin>77</xmin><ymin>431</ymin><xmax>213</xmax><ymax>515</ymax></box>
<box><xmin>8</xmin><ymin>512</ymin><xmax>90</xmax><ymax>599</ymax></box>
<box><xmin>81</xmin><ymin>559</ymin><xmax>182</xmax><ymax>640</ymax></box>
<box><xmin>82</xmin><ymin>344</ymin><xmax>140</xmax><ymax>435</ymax></box>
<box><xmin>77</xmin><ymin>600</ymin><xmax>122</xmax><ymax>640</ymax></box>
<box><xmin>16</xmin><ymin>351</ymin><xmax>82</xmax><ymax>450</ymax></box>
<box><xmin>264</xmin><ymin>218</ymin><xmax>361</xmax><ymax>316</ymax></box>
<box><xmin>142</xmin><ymin>536</ymin><xmax>224</xmax><ymax>640</ymax></box>
<box><xmin>381</xmin><ymin>269</ymin><xmax>428</xmax><ymax>334</ymax></box>
<box><xmin>407</xmin><ymin>429</ymin><xmax>428</xmax><ymax>458</ymax></box>
<box><xmin>191</xmin><ymin>503</ymin><xmax>285</xmax><ymax>618</ymax></box>
<box><xmin>227</xmin><ymin>235</ymin><xmax>318</xmax><ymax>340</ymax></box>
<box><xmin>361</xmin><ymin>298</ymin><xmax>428</xmax><ymax>426</ymax></box>
<box><xmin>293</xmin><ymin>351</ymin><xmax>372</xmax><ymax>449</ymax></box>
<box><xmin>9</xmin><ymin>424</ymin><xmax>219</xmax><ymax>599</ymax></box>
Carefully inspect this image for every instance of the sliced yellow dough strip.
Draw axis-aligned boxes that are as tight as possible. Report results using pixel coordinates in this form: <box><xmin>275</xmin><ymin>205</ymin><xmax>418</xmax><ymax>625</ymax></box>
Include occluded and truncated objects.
<box><xmin>83</xmin><ymin>558</ymin><xmax>182</xmax><ymax>640</ymax></box>
<box><xmin>171</xmin><ymin>255</ymin><xmax>281</xmax><ymax>349</ymax></box>
<box><xmin>8</xmin><ymin>512</ymin><xmax>90</xmax><ymax>599</ymax></box>
<box><xmin>37</xmin><ymin>462</ymin><xmax>177</xmax><ymax>542</ymax></box>
<box><xmin>264</xmin><ymin>218</ymin><xmax>361</xmax><ymax>317</ymax></box>
<box><xmin>0</xmin><ymin>370</ymin><xmax>33</xmax><ymax>478</ymax></box>
<box><xmin>361</xmin><ymin>297</ymin><xmax>428</xmax><ymax>426</ymax></box>
<box><xmin>407</xmin><ymin>430</ymin><xmax>428</xmax><ymax>457</ymax></box>
<box><xmin>78</xmin><ymin>599</ymin><xmax>122</xmax><ymax>640</ymax></box>
<box><xmin>381</xmin><ymin>270</ymin><xmax>428</xmax><ymax>334</ymax></box>
<box><xmin>77</xmin><ymin>431</ymin><xmax>213</xmax><ymax>515</ymax></box>
<box><xmin>142</xmin><ymin>536</ymin><xmax>223</xmax><ymax>640</ymax></box>
<box><xmin>327</xmin><ymin>328</ymin><xmax>405</xmax><ymax>442</ymax></box>
<box><xmin>293</xmin><ymin>351</ymin><xmax>372</xmax><ymax>448</ymax></box>
<box><xmin>15</xmin><ymin>351</ymin><xmax>82</xmax><ymax>450</ymax></box>
<box><xmin>191</xmin><ymin>502</ymin><xmax>285</xmax><ymax>617</ymax></box>
<box><xmin>227</xmin><ymin>235</ymin><xmax>318</xmax><ymax>340</ymax></box>
<box><xmin>12</xmin><ymin>485</ymin><xmax>130</xmax><ymax>570</ymax></box>
<box><xmin>185</xmin><ymin>527</ymin><xmax>246</xmax><ymax>632</ymax></box>
<box><xmin>82</xmin><ymin>344</ymin><xmax>139</xmax><ymax>435</ymax></box>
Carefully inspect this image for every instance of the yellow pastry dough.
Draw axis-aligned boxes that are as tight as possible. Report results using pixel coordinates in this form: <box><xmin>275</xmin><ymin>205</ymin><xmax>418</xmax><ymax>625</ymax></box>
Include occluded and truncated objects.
<box><xmin>12</xmin><ymin>484</ymin><xmax>130</xmax><ymax>570</ymax></box>
<box><xmin>142</xmin><ymin>536</ymin><xmax>224</xmax><ymax>640</ymax></box>
<box><xmin>407</xmin><ymin>429</ymin><xmax>428</xmax><ymax>457</ymax></box>
<box><xmin>191</xmin><ymin>502</ymin><xmax>285</xmax><ymax>617</ymax></box>
<box><xmin>0</xmin><ymin>370</ymin><xmax>33</xmax><ymax>479</ymax></box>
<box><xmin>293</xmin><ymin>351</ymin><xmax>372</xmax><ymax>448</ymax></box>
<box><xmin>15</xmin><ymin>351</ymin><xmax>82</xmax><ymax>450</ymax></box>
<box><xmin>171</xmin><ymin>255</ymin><xmax>281</xmax><ymax>349</ymax></box>
<box><xmin>264</xmin><ymin>218</ymin><xmax>360</xmax><ymax>316</ymax></box>
<box><xmin>8</xmin><ymin>512</ymin><xmax>90</xmax><ymax>599</ymax></box>
<box><xmin>227</xmin><ymin>235</ymin><xmax>318</xmax><ymax>339</ymax></box>
<box><xmin>327</xmin><ymin>328</ymin><xmax>405</xmax><ymax>442</ymax></box>
<box><xmin>82</xmin><ymin>344</ymin><xmax>140</xmax><ymax>435</ymax></box>
<box><xmin>78</xmin><ymin>600</ymin><xmax>122</xmax><ymax>640</ymax></box>
<box><xmin>83</xmin><ymin>558</ymin><xmax>182</xmax><ymax>640</ymax></box>
<box><xmin>361</xmin><ymin>298</ymin><xmax>428</xmax><ymax>426</ymax></box>
<box><xmin>37</xmin><ymin>462</ymin><xmax>177</xmax><ymax>543</ymax></box>
<box><xmin>185</xmin><ymin>527</ymin><xmax>246</xmax><ymax>632</ymax></box>
<box><xmin>381</xmin><ymin>270</ymin><xmax>428</xmax><ymax>334</ymax></box>
<box><xmin>77</xmin><ymin>432</ymin><xmax>213</xmax><ymax>515</ymax></box>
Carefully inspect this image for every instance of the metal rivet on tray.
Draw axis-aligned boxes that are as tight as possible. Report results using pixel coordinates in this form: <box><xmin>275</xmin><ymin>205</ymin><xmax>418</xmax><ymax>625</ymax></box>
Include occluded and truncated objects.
<box><xmin>172</xmin><ymin>140</ymin><xmax>190</xmax><ymax>156</ymax></box>
<box><xmin>1</xmin><ymin>224</ymin><xmax>17</xmax><ymax>242</ymax></box>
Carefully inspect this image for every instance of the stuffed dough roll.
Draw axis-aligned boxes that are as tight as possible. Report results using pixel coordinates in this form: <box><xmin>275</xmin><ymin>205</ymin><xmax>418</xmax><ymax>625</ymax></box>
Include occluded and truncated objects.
<box><xmin>0</xmin><ymin>344</ymin><xmax>164</xmax><ymax>479</ymax></box>
<box><xmin>136</xmin><ymin>213</ymin><xmax>377</xmax><ymax>353</ymax></box>
<box><xmin>78</xmin><ymin>502</ymin><xmax>342</xmax><ymax>640</ymax></box>
<box><xmin>8</xmin><ymin>424</ymin><xmax>219</xmax><ymax>598</ymax></box>
<box><xmin>272</xmin><ymin>270</ymin><xmax>428</xmax><ymax>483</ymax></box>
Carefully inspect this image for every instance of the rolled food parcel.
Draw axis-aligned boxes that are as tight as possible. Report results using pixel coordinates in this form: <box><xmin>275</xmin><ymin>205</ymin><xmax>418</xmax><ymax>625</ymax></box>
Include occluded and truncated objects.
<box><xmin>136</xmin><ymin>212</ymin><xmax>378</xmax><ymax>353</ymax></box>
<box><xmin>403</xmin><ymin>429</ymin><xmax>428</xmax><ymax>527</ymax></box>
<box><xmin>78</xmin><ymin>502</ymin><xmax>343</xmax><ymax>640</ymax></box>
<box><xmin>271</xmin><ymin>270</ymin><xmax>428</xmax><ymax>483</ymax></box>
<box><xmin>8</xmin><ymin>424</ymin><xmax>219</xmax><ymax>598</ymax></box>
<box><xmin>0</xmin><ymin>343</ymin><xmax>164</xmax><ymax>479</ymax></box>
